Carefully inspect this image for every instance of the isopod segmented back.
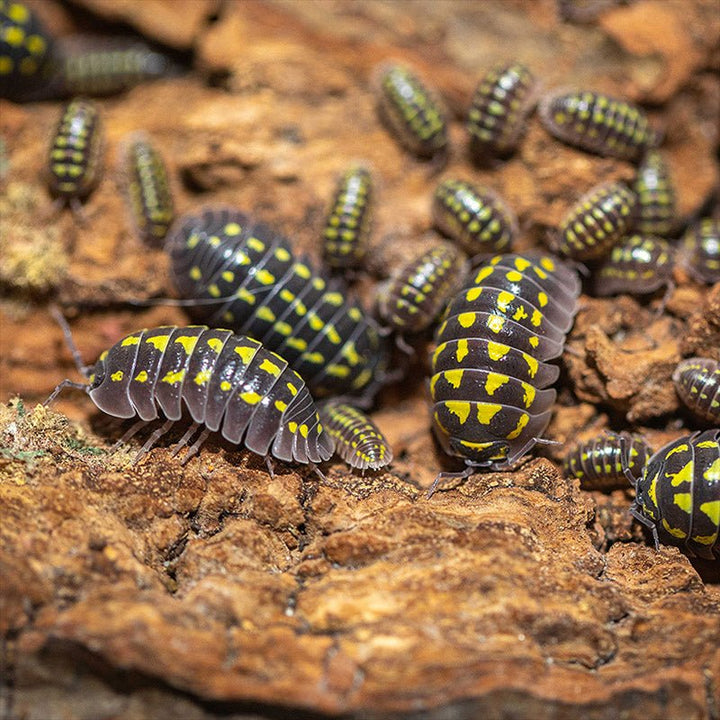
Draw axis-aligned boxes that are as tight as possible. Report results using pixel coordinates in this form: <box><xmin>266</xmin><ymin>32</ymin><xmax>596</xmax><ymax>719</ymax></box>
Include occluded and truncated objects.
<box><xmin>376</xmin><ymin>63</ymin><xmax>448</xmax><ymax>160</ymax></box>
<box><xmin>555</xmin><ymin>181</ymin><xmax>637</xmax><ymax>261</ymax></box>
<box><xmin>633</xmin><ymin>150</ymin><xmax>676</xmax><ymax>237</ymax></box>
<box><xmin>539</xmin><ymin>89</ymin><xmax>657</xmax><ymax>161</ymax></box>
<box><xmin>47</xmin><ymin>98</ymin><xmax>103</xmax><ymax>205</ymax></box>
<box><xmin>48</xmin><ymin>324</ymin><xmax>335</xmax><ymax>466</ymax></box>
<box><xmin>322</xmin><ymin>165</ymin><xmax>372</xmax><ymax>271</ymax></box>
<box><xmin>564</xmin><ymin>431</ymin><xmax>652</xmax><ymax>490</ymax></box>
<box><xmin>165</xmin><ymin>208</ymin><xmax>388</xmax><ymax>400</ymax></box>
<box><xmin>430</xmin><ymin>253</ymin><xmax>580</xmax><ymax>469</ymax></box>
<box><xmin>0</xmin><ymin>0</ymin><xmax>57</xmax><ymax>101</ymax></box>
<box><xmin>377</xmin><ymin>242</ymin><xmax>468</xmax><ymax>334</ymax></box>
<box><xmin>121</xmin><ymin>133</ymin><xmax>174</xmax><ymax>246</ymax></box>
<box><xmin>680</xmin><ymin>218</ymin><xmax>720</xmax><ymax>285</ymax></box>
<box><xmin>318</xmin><ymin>401</ymin><xmax>393</xmax><ymax>471</ymax></box>
<box><xmin>432</xmin><ymin>178</ymin><xmax>517</xmax><ymax>257</ymax></box>
<box><xmin>673</xmin><ymin>358</ymin><xmax>720</xmax><ymax>425</ymax></box>
<box><xmin>467</xmin><ymin>62</ymin><xmax>537</xmax><ymax>160</ymax></box>
<box><xmin>592</xmin><ymin>234</ymin><xmax>674</xmax><ymax>296</ymax></box>
<box><xmin>631</xmin><ymin>430</ymin><xmax>720</xmax><ymax>559</ymax></box>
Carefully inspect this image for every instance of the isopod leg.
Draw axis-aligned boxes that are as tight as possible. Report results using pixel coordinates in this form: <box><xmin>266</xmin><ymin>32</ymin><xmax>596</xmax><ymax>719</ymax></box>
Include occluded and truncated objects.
<box><xmin>180</xmin><ymin>427</ymin><xmax>211</xmax><ymax>466</ymax></box>
<box><xmin>170</xmin><ymin>422</ymin><xmax>200</xmax><ymax>457</ymax></box>
<box><xmin>131</xmin><ymin>418</ymin><xmax>174</xmax><ymax>465</ymax></box>
<box><xmin>426</xmin><ymin>465</ymin><xmax>475</xmax><ymax>499</ymax></box>
<box><xmin>112</xmin><ymin>419</ymin><xmax>149</xmax><ymax>450</ymax></box>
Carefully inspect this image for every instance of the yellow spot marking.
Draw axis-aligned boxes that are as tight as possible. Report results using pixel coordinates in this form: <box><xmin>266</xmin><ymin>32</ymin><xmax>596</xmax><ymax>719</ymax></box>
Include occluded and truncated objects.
<box><xmin>220</xmin><ymin>381</ymin><xmax>232</xmax><ymax>392</ymax></box>
<box><xmin>666</xmin><ymin>443</ymin><xmax>689</xmax><ymax>458</ymax></box>
<box><xmin>236</xmin><ymin>287</ymin><xmax>256</xmax><ymax>305</ymax></box>
<box><xmin>485</xmin><ymin>373</ymin><xmax>508</xmax><ymax>395</ymax></box>
<box><xmin>506</xmin><ymin>270</ymin><xmax>523</xmax><ymax>282</ymax></box>
<box><xmin>512</xmin><ymin>306</ymin><xmax>528</xmax><ymax>322</ymax></box>
<box><xmin>288</xmin><ymin>421</ymin><xmax>298</xmax><ymax>433</ymax></box>
<box><xmin>466</xmin><ymin>287</ymin><xmax>482</xmax><ymax>302</ymax></box>
<box><xmin>280</xmin><ymin>289</ymin><xmax>295</xmax><ymax>303</ymax></box>
<box><xmin>275</xmin><ymin>399</ymin><xmax>288</xmax><ymax>412</ymax></box>
<box><xmin>134</xmin><ymin>370</ymin><xmax>149</xmax><ymax>383</ymax></box>
<box><xmin>190</xmin><ymin>266</ymin><xmax>202</xmax><ymax>281</ymax></box>
<box><xmin>668</xmin><ymin>461</ymin><xmax>693</xmax><ymax>487</ymax></box>
<box><xmin>111</xmin><ymin>371</ymin><xmax>124</xmax><ymax>382</ymax></box>
<box><xmin>299</xmin><ymin>424</ymin><xmax>309</xmax><ymax>438</ymax></box>
<box><xmin>662</xmin><ymin>518</ymin><xmax>687</xmax><ymax>539</ymax></box>
<box><xmin>673</xmin><ymin>493</ymin><xmax>693</xmax><ymax>514</ymax></box>
<box><xmin>487</xmin><ymin>315</ymin><xmax>505</xmax><ymax>333</ymax></box>
<box><xmin>496</xmin><ymin>291</ymin><xmax>514</xmax><ymax>312</ymax></box>
<box><xmin>207</xmin><ymin>338</ymin><xmax>224</xmax><ymax>353</ymax></box>
<box><xmin>247</xmin><ymin>237</ymin><xmax>265</xmax><ymax>252</ymax></box>
<box><xmin>341</xmin><ymin>341</ymin><xmax>360</xmax><ymax>365</ymax></box>
<box><xmin>287</xmin><ymin>382</ymin><xmax>298</xmax><ymax>396</ymax></box>
<box><xmin>477</xmin><ymin>403</ymin><xmax>502</xmax><ymax>425</ymax></box>
<box><xmin>175</xmin><ymin>335</ymin><xmax>199</xmax><ymax>355</ymax></box>
<box><xmin>326</xmin><ymin>325</ymin><xmax>341</xmax><ymax>344</ymax></box>
<box><xmin>295</xmin><ymin>263</ymin><xmax>311</xmax><ymax>279</ymax></box>
<box><xmin>275</xmin><ymin>247</ymin><xmax>291</xmax><ymax>262</ymax></box>
<box><xmin>240</xmin><ymin>391</ymin><xmax>262</xmax><ymax>405</ymax></box>
<box><xmin>506</xmin><ymin>413</ymin><xmax>529</xmax><ymax>440</ymax></box>
<box><xmin>255</xmin><ymin>269</ymin><xmax>275</xmax><ymax>285</ymax></box>
<box><xmin>522</xmin><ymin>384</ymin><xmax>536</xmax><ymax>408</ymax></box>
<box><xmin>257</xmin><ymin>306</ymin><xmax>276</xmax><ymax>322</ymax></box>
<box><xmin>324</xmin><ymin>292</ymin><xmax>344</xmax><ymax>306</ymax></box>
<box><xmin>121</xmin><ymin>335</ymin><xmax>140</xmax><ymax>346</ymax></box>
<box><xmin>260</xmin><ymin>359</ymin><xmax>281</xmax><ymax>376</ymax></box>
<box><xmin>447</xmin><ymin>401</ymin><xmax>471</xmax><ymax>424</ymax></box>
<box><xmin>700</xmin><ymin>501</ymin><xmax>720</xmax><ymax>526</ymax></box>
<box><xmin>286</xmin><ymin>337</ymin><xmax>308</xmax><ymax>351</ymax></box>
<box><xmin>473</xmin><ymin>266</ymin><xmax>494</xmax><ymax>284</ymax></box>
<box><xmin>225</xmin><ymin>222</ymin><xmax>241</xmax><ymax>235</ymax></box>
<box><xmin>455</xmin><ymin>338</ymin><xmax>468</xmax><ymax>363</ymax></box>
<box><xmin>514</xmin><ymin>257</ymin><xmax>531</xmax><ymax>271</ymax></box>
<box><xmin>146</xmin><ymin>335</ymin><xmax>170</xmax><ymax>352</ymax></box>
<box><xmin>308</xmin><ymin>313</ymin><xmax>324</xmax><ymax>331</ymax></box>
<box><xmin>531</xmin><ymin>309</ymin><xmax>543</xmax><ymax>326</ymax></box>
<box><xmin>222</xmin><ymin>271</ymin><xmax>235</xmax><ymax>283</ymax></box>
<box><xmin>99</xmin><ymin>350</ymin><xmax>109</xmax><ymax>361</ymax></box>
<box><xmin>529</xmin><ymin>336</ymin><xmax>539</xmax><ymax>348</ymax></box>
<box><xmin>705</xmin><ymin>458</ymin><xmax>720</xmax><ymax>483</ymax></box>
<box><xmin>162</xmin><ymin>370</ymin><xmax>186</xmax><ymax>384</ymax></box>
<box><xmin>194</xmin><ymin>370</ymin><xmax>212</xmax><ymax>386</ymax></box>
<box><xmin>303</xmin><ymin>351</ymin><xmax>324</xmax><ymax>364</ymax></box>
<box><xmin>235</xmin><ymin>345</ymin><xmax>257</xmax><ymax>363</ymax></box>
<box><xmin>274</xmin><ymin>321</ymin><xmax>292</xmax><ymax>336</ymax></box>
<box><xmin>537</xmin><ymin>291</ymin><xmax>548</xmax><ymax>307</ymax></box>
<box><xmin>458</xmin><ymin>312</ymin><xmax>476</xmax><ymax>328</ymax></box>
<box><xmin>443</xmin><ymin>369</ymin><xmax>464</xmax><ymax>388</ymax></box>
<box><xmin>486</xmin><ymin>341</ymin><xmax>509</xmax><ymax>361</ymax></box>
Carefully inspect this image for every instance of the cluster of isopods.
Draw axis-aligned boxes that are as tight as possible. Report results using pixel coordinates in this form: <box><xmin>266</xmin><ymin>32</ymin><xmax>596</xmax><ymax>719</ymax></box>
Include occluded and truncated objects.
<box><xmin>5</xmin><ymin>0</ymin><xmax>718</xmax><ymax>559</ymax></box>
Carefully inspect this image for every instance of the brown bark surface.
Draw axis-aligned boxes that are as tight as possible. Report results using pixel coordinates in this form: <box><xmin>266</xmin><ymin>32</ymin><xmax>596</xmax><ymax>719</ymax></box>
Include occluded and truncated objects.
<box><xmin>1</xmin><ymin>1</ymin><xmax>719</xmax><ymax>719</ymax></box>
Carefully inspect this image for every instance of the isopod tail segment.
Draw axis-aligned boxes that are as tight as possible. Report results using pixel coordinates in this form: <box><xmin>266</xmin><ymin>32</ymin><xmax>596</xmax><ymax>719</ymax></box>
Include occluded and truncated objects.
<box><xmin>44</xmin><ymin>312</ymin><xmax>335</xmax><ymax>472</ymax></box>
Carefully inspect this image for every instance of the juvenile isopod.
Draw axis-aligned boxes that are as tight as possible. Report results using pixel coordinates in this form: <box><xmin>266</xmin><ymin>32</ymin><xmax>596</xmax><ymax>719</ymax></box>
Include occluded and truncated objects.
<box><xmin>539</xmin><ymin>89</ymin><xmax>657</xmax><ymax>161</ymax></box>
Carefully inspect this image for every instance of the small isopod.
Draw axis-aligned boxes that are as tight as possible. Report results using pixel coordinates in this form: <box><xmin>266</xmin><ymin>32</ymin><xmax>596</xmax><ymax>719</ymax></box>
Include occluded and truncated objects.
<box><xmin>47</xmin><ymin>98</ymin><xmax>103</xmax><ymax>213</ymax></box>
<box><xmin>592</xmin><ymin>235</ymin><xmax>674</xmax><ymax>298</ymax></box>
<box><xmin>432</xmin><ymin>178</ymin><xmax>517</xmax><ymax>256</ymax></box>
<box><xmin>563</xmin><ymin>431</ymin><xmax>652</xmax><ymax>490</ymax></box>
<box><xmin>467</xmin><ymin>62</ymin><xmax>537</xmax><ymax>160</ymax></box>
<box><xmin>321</xmin><ymin>165</ymin><xmax>372</xmax><ymax>271</ymax></box>
<box><xmin>121</xmin><ymin>133</ymin><xmax>174</xmax><ymax>246</ymax></box>
<box><xmin>632</xmin><ymin>149</ymin><xmax>676</xmax><ymax>237</ymax></box>
<box><xmin>680</xmin><ymin>218</ymin><xmax>720</xmax><ymax>284</ymax></box>
<box><xmin>318</xmin><ymin>401</ymin><xmax>393</xmax><ymax>471</ymax></box>
<box><xmin>555</xmin><ymin>181</ymin><xmax>637</xmax><ymax>261</ymax></box>
<box><xmin>377</xmin><ymin>242</ymin><xmax>468</xmax><ymax>334</ymax></box>
<box><xmin>376</xmin><ymin>63</ymin><xmax>448</xmax><ymax>160</ymax></box>
<box><xmin>672</xmin><ymin>358</ymin><xmax>720</xmax><ymax>425</ymax></box>
<box><xmin>539</xmin><ymin>89</ymin><xmax>657</xmax><ymax>161</ymax></box>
